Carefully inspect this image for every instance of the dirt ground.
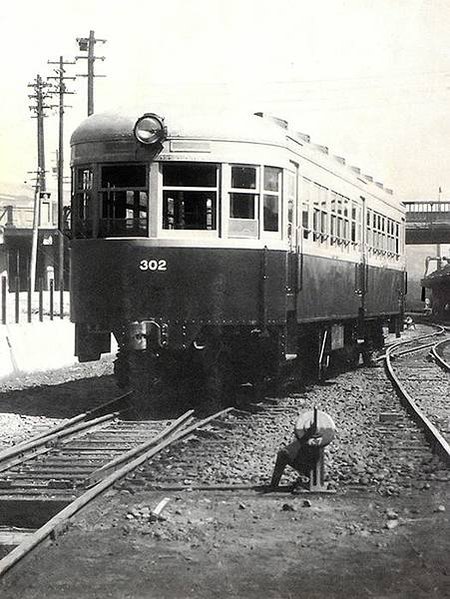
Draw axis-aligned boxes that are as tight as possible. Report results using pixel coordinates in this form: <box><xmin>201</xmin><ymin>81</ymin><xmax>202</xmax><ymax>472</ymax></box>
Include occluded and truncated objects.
<box><xmin>1</xmin><ymin>480</ymin><xmax>448</xmax><ymax>598</ymax></box>
<box><xmin>0</xmin><ymin>339</ymin><xmax>448</xmax><ymax>598</ymax></box>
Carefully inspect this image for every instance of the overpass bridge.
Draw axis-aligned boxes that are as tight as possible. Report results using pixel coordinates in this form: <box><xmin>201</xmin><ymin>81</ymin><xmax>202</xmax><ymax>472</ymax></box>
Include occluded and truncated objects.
<box><xmin>404</xmin><ymin>201</ymin><xmax>450</xmax><ymax>244</ymax></box>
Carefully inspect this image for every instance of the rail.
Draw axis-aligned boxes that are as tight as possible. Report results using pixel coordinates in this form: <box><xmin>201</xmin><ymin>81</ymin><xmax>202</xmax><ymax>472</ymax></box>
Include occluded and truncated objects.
<box><xmin>0</xmin><ymin>392</ymin><xmax>132</xmax><ymax>472</ymax></box>
<box><xmin>431</xmin><ymin>332</ymin><xmax>450</xmax><ymax>371</ymax></box>
<box><xmin>383</xmin><ymin>326</ymin><xmax>450</xmax><ymax>466</ymax></box>
<box><xmin>0</xmin><ymin>406</ymin><xmax>232</xmax><ymax>577</ymax></box>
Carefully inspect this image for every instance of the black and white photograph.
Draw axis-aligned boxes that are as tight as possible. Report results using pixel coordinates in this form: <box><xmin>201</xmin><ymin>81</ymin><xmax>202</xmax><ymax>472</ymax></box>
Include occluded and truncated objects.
<box><xmin>0</xmin><ymin>1</ymin><xmax>448</xmax><ymax>597</ymax></box>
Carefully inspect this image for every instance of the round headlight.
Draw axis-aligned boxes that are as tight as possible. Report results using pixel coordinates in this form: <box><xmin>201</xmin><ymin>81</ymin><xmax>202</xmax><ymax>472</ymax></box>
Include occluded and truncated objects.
<box><xmin>134</xmin><ymin>114</ymin><xmax>165</xmax><ymax>145</ymax></box>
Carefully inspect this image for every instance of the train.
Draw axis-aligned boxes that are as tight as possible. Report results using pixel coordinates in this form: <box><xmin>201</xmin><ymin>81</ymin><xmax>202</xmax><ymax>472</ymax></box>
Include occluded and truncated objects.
<box><xmin>69</xmin><ymin>108</ymin><xmax>406</xmax><ymax>402</ymax></box>
<box><xmin>422</xmin><ymin>262</ymin><xmax>450</xmax><ymax>321</ymax></box>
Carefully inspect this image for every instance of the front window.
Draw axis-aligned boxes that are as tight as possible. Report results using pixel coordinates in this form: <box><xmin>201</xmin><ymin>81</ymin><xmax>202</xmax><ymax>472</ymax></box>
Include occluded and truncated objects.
<box><xmin>99</xmin><ymin>164</ymin><xmax>148</xmax><ymax>237</ymax></box>
<box><xmin>162</xmin><ymin>163</ymin><xmax>218</xmax><ymax>230</ymax></box>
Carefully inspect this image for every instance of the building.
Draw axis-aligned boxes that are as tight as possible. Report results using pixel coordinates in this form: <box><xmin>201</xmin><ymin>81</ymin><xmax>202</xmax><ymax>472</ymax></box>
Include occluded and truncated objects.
<box><xmin>0</xmin><ymin>183</ymin><xmax>66</xmax><ymax>290</ymax></box>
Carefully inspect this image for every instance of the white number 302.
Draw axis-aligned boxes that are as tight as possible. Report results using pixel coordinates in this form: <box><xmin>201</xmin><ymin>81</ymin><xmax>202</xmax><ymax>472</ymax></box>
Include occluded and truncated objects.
<box><xmin>139</xmin><ymin>259</ymin><xmax>167</xmax><ymax>271</ymax></box>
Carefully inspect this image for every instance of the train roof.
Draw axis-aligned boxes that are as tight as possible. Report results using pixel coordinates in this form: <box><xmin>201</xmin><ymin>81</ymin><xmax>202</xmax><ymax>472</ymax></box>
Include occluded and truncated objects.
<box><xmin>70</xmin><ymin>107</ymin><xmax>396</xmax><ymax>202</ymax></box>
<box><xmin>70</xmin><ymin>108</ymin><xmax>287</xmax><ymax>147</ymax></box>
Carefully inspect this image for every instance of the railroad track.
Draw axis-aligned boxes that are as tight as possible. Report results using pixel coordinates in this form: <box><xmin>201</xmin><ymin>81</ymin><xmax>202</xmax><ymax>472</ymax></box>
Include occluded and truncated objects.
<box><xmin>383</xmin><ymin>324</ymin><xmax>450</xmax><ymax>465</ymax></box>
<box><xmin>0</xmin><ymin>394</ymin><xmax>232</xmax><ymax>577</ymax></box>
<box><xmin>113</xmin><ymin>327</ymin><xmax>450</xmax><ymax>498</ymax></box>
<box><xmin>431</xmin><ymin>333</ymin><xmax>450</xmax><ymax>371</ymax></box>
<box><xmin>1</xmin><ymin>325</ymin><xmax>448</xmax><ymax>578</ymax></box>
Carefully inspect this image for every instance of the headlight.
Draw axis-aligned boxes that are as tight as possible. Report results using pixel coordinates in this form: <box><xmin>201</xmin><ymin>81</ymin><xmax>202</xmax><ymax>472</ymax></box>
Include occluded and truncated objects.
<box><xmin>134</xmin><ymin>113</ymin><xmax>166</xmax><ymax>145</ymax></box>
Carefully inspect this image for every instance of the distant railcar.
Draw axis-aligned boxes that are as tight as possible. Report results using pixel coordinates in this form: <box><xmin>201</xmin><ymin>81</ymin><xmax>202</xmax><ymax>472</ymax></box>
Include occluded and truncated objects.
<box><xmin>69</xmin><ymin>109</ymin><xmax>406</xmax><ymax>400</ymax></box>
<box><xmin>422</xmin><ymin>265</ymin><xmax>450</xmax><ymax>321</ymax></box>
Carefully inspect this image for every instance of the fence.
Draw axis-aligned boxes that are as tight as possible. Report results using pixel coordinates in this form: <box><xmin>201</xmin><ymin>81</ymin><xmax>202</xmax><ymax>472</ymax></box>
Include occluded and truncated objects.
<box><xmin>1</xmin><ymin>276</ymin><xmax>70</xmax><ymax>325</ymax></box>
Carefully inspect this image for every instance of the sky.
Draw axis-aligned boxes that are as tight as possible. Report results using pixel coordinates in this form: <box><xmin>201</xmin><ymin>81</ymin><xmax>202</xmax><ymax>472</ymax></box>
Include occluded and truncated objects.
<box><xmin>0</xmin><ymin>0</ymin><xmax>449</xmax><ymax>276</ymax></box>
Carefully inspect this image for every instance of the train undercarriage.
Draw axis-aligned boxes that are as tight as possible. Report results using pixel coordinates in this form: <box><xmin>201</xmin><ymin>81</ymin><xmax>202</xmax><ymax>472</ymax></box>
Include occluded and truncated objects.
<box><xmin>90</xmin><ymin>314</ymin><xmax>400</xmax><ymax>413</ymax></box>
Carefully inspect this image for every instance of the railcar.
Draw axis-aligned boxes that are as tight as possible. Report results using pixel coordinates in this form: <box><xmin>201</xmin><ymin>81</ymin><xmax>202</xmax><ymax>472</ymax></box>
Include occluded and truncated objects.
<box><xmin>422</xmin><ymin>264</ymin><xmax>450</xmax><ymax>321</ymax></box>
<box><xmin>69</xmin><ymin>108</ymin><xmax>406</xmax><ymax>400</ymax></box>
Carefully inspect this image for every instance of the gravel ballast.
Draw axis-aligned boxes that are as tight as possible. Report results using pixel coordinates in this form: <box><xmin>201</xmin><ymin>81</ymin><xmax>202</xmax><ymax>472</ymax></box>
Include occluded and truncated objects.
<box><xmin>0</xmin><ymin>334</ymin><xmax>448</xmax><ymax>598</ymax></box>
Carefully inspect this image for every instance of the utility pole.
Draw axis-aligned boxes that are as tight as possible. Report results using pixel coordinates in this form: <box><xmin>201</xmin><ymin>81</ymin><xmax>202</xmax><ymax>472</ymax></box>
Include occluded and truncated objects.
<box><xmin>30</xmin><ymin>173</ymin><xmax>41</xmax><ymax>295</ymax></box>
<box><xmin>436</xmin><ymin>186</ymin><xmax>442</xmax><ymax>270</ymax></box>
<box><xmin>25</xmin><ymin>169</ymin><xmax>45</xmax><ymax>295</ymax></box>
<box><xmin>28</xmin><ymin>75</ymin><xmax>52</xmax><ymax>194</ymax></box>
<box><xmin>76</xmin><ymin>30</ymin><xmax>106</xmax><ymax>116</ymax></box>
<box><xmin>28</xmin><ymin>75</ymin><xmax>52</xmax><ymax>290</ymax></box>
<box><xmin>47</xmin><ymin>57</ymin><xmax>76</xmax><ymax>288</ymax></box>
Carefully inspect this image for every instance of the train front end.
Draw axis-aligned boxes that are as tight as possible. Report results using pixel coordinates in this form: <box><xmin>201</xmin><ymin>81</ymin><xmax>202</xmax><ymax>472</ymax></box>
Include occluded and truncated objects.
<box><xmin>70</xmin><ymin>110</ymin><xmax>289</xmax><ymax>395</ymax></box>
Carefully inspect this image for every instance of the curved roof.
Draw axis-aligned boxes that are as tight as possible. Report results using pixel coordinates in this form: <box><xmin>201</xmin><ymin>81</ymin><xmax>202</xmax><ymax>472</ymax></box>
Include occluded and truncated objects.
<box><xmin>422</xmin><ymin>264</ymin><xmax>450</xmax><ymax>287</ymax></box>
<box><xmin>69</xmin><ymin>107</ymin><xmax>397</xmax><ymax>205</ymax></box>
<box><xmin>70</xmin><ymin>108</ymin><xmax>287</xmax><ymax>147</ymax></box>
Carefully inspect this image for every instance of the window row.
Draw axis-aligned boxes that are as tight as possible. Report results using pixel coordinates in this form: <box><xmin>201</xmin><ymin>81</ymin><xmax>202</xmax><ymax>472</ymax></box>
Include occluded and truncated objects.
<box><xmin>366</xmin><ymin>209</ymin><xmax>401</xmax><ymax>255</ymax></box>
<box><xmin>301</xmin><ymin>179</ymin><xmax>363</xmax><ymax>250</ymax></box>
<box><xmin>162</xmin><ymin>163</ymin><xmax>281</xmax><ymax>237</ymax></box>
<box><xmin>72</xmin><ymin>163</ymin><xmax>403</xmax><ymax>258</ymax></box>
<box><xmin>72</xmin><ymin>163</ymin><xmax>282</xmax><ymax>239</ymax></box>
<box><xmin>300</xmin><ymin>178</ymin><xmax>401</xmax><ymax>257</ymax></box>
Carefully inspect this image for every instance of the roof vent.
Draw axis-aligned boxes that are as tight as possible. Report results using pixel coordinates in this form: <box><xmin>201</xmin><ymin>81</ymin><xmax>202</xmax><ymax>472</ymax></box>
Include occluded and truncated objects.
<box><xmin>311</xmin><ymin>143</ymin><xmax>329</xmax><ymax>154</ymax></box>
<box><xmin>296</xmin><ymin>131</ymin><xmax>311</xmax><ymax>143</ymax></box>
<box><xmin>333</xmin><ymin>155</ymin><xmax>346</xmax><ymax>165</ymax></box>
<box><xmin>253</xmin><ymin>112</ymin><xmax>288</xmax><ymax>129</ymax></box>
<box><xmin>375</xmin><ymin>182</ymin><xmax>384</xmax><ymax>189</ymax></box>
<box><xmin>363</xmin><ymin>174</ymin><xmax>374</xmax><ymax>182</ymax></box>
<box><xmin>349</xmin><ymin>166</ymin><xmax>361</xmax><ymax>174</ymax></box>
<box><xmin>385</xmin><ymin>188</ymin><xmax>393</xmax><ymax>195</ymax></box>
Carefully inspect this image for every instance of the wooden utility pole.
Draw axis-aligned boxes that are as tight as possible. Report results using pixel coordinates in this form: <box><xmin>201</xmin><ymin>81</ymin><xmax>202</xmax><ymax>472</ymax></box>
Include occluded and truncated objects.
<box><xmin>436</xmin><ymin>186</ymin><xmax>442</xmax><ymax>270</ymax></box>
<box><xmin>30</xmin><ymin>175</ymin><xmax>41</xmax><ymax>294</ymax></box>
<box><xmin>28</xmin><ymin>75</ymin><xmax>51</xmax><ymax>289</ymax></box>
<box><xmin>76</xmin><ymin>30</ymin><xmax>106</xmax><ymax>116</ymax></box>
<box><xmin>47</xmin><ymin>57</ymin><xmax>76</xmax><ymax>288</ymax></box>
<box><xmin>28</xmin><ymin>75</ymin><xmax>51</xmax><ymax>194</ymax></box>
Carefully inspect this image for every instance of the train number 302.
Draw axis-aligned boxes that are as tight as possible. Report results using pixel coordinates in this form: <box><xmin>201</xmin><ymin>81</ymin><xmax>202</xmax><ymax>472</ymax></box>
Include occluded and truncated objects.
<box><xmin>139</xmin><ymin>259</ymin><xmax>167</xmax><ymax>271</ymax></box>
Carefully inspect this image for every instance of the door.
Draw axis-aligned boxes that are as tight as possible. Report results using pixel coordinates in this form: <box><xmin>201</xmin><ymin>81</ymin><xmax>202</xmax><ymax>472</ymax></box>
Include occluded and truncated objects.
<box><xmin>286</xmin><ymin>163</ymin><xmax>299</xmax><ymax>310</ymax></box>
<box><xmin>356</xmin><ymin>195</ymin><xmax>367</xmax><ymax>315</ymax></box>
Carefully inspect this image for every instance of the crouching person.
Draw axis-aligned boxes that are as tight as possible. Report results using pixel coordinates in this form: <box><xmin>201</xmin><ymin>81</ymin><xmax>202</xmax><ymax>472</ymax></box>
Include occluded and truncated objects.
<box><xmin>270</xmin><ymin>408</ymin><xmax>336</xmax><ymax>490</ymax></box>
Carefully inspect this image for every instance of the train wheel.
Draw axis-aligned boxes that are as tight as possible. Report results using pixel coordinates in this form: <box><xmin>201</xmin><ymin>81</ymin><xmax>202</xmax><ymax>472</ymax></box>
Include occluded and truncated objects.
<box><xmin>202</xmin><ymin>343</ymin><xmax>237</xmax><ymax>411</ymax></box>
<box><xmin>126</xmin><ymin>351</ymin><xmax>165</xmax><ymax>418</ymax></box>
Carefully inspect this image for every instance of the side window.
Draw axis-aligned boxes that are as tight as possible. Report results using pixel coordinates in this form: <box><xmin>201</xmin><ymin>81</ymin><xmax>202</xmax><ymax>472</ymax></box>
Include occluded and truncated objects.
<box><xmin>351</xmin><ymin>202</ymin><xmax>360</xmax><ymax>244</ymax></box>
<box><xmin>229</xmin><ymin>165</ymin><xmax>259</xmax><ymax>238</ymax></box>
<box><xmin>228</xmin><ymin>164</ymin><xmax>283</xmax><ymax>239</ymax></box>
<box><xmin>263</xmin><ymin>167</ymin><xmax>281</xmax><ymax>232</ymax></box>
<box><xmin>312</xmin><ymin>183</ymin><xmax>328</xmax><ymax>244</ymax></box>
<box><xmin>162</xmin><ymin>163</ymin><xmax>218</xmax><ymax>231</ymax></box>
<box><xmin>301</xmin><ymin>178</ymin><xmax>311</xmax><ymax>239</ymax></box>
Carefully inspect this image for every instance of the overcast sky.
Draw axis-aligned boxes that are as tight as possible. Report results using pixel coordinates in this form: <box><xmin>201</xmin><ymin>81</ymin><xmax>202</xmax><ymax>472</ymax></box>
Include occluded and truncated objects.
<box><xmin>1</xmin><ymin>0</ymin><xmax>450</xmax><ymax>197</ymax></box>
<box><xmin>0</xmin><ymin>0</ymin><xmax>449</xmax><ymax>275</ymax></box>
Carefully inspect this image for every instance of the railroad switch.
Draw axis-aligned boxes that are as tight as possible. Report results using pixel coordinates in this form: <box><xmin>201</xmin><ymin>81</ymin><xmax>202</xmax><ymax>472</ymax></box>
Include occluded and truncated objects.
<box><xmin>270</xmin><ymin>407</ymin><xmax>336</xmax><ymax>492</ymax></box>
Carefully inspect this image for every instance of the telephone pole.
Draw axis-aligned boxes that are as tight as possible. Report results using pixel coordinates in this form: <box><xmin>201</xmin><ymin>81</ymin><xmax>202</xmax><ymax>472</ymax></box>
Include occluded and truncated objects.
<box><xmin>76</xmin><ymin>30</ymin><xmax>106</xmax><ymax>115</ymax></box>
<box><xmin>47</xmin><ymin>56</ymin><xmax>76</xmax><ymax>288</ymax></box>
<box><xmin>28</xmin><ymin>75</ymin><xmax>52</xmax><ymax>193</ymax></box>
<box><xmin>28</xmin><ymin>75</ymin><xmax>52</xmax><ymax>289</ymax></box>
<box><xmin>436</xmin><ymin>186</ymin><xmax>442</xmax><ymax>270</ymax></box>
